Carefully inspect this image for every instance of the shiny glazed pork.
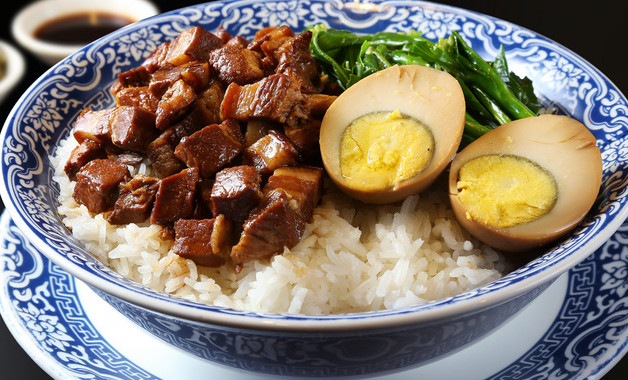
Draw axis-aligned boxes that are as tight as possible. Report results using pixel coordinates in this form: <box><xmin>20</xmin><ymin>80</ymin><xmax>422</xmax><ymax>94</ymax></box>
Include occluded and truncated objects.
<box><xmin>64</xmin><ymin>25</ymin><xmax>336</xmax><ymax>271</ymax></box>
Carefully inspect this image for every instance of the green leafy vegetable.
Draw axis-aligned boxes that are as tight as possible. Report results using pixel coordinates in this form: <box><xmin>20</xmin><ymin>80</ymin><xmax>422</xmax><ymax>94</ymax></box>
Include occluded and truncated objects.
<box><xmin>308</xmin><ymin>25</ymin><xmax>540</xmax><ymax>145</ymax></box>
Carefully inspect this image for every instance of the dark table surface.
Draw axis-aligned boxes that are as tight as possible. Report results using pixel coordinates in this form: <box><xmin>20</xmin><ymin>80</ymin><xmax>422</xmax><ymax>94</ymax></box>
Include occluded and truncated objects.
<box><xmin>0</xmin><ymin>0</ymin><xmax>626</xmax><ymax>379</ymax></box>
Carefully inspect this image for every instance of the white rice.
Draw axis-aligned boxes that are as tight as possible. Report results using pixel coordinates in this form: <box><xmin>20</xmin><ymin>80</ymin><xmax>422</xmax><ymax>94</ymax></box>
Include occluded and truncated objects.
<box><xmin>51</xmin><ymin>136</ymin><xmax>509</xmax><ymax>314</ymax></box>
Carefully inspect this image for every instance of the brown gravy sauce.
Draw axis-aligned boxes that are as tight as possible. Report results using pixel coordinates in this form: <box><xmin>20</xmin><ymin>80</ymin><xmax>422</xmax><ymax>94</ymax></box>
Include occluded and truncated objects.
<box><xmin>33</xmin><ymin>12</ymin><xmax>134</xmax><ymax>45</ymax></box>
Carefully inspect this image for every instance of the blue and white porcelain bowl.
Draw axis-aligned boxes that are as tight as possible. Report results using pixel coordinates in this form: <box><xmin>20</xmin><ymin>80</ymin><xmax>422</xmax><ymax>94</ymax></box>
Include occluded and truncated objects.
<box><xmin>1</xmin><ymin>1</ymin><xmax>627</xmax><ymax>377</ymax></box>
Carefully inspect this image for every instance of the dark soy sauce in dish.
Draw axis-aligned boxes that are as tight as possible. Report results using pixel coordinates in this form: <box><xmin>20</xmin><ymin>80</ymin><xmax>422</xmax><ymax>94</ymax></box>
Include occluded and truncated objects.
<box><xmin>33</xmin><ymin>12</ymin><xmax>134</xmax><ymax>45</ymax></box>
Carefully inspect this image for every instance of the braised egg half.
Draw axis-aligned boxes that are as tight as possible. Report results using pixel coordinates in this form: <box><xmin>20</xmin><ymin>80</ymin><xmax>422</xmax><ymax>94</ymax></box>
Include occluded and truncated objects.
<box><xmin>448</xmin><ymin>114</ymin><xmax>603</xmax><ymax>252</ymax></box>
<box><xmin>319</xmin><ymin>65</ymin><xmax>465</xmax><ymax>203</ymax></box>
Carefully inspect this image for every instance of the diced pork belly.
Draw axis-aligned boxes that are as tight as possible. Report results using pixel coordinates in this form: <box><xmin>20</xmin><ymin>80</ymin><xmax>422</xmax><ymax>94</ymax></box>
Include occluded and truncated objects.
<box><xmin>174</xmin><ymin>120</ymin><xmax>243</xmax><ymax>178</ymax></box>
<box><xmin>110</xmin><ymin>80</ymin><xmax>124</xmax><ymax>96</ymax></box>
<box><xmin>214</xmin><ymin>26</ymin><xmax>233</xmax><ymax>44</ymax></box>
<box><xmin>283</xmin><ymin>118</ymin><xmax>321</xmax><ymax>158</ymax></box>
<box><xmin>110</xmin><ymin>106</ymin><xmax>158</xmax><ymax>153</ymax></box>
<box><xmin>220</xmin><ymin>73</ymin><xmax>309</xmax><ymax>128</ymax></box>
<box><xmin>146</xmin><ymin>129</ymin><xmax>185</xmax><ymax>178</ymax></box>
<box><xmin>109</xmin><ymin>66</ymin><xmax>151</xmax><ymax>96</ymax></box>
<box><xmin>243</xmin><ymin>119</ymin><xmax>277</xmax><ymax>147</ymax></box>
<box><xmin>210</xmin><ymin>166</ymin><xmax>262</xmax><ymax>223</ymax></box>
<box><xmin>115</xmin><ymin>86</ymin><xmax>160</xmax><ymax>113</ymax></box>
<box><xmin>150</xmin><ymin>167</ymin><xmax>200</xmax><ymax>225</ymax></box>
<box><xmin>264</xmin><ymin>166</ymin><xmax>323</xmax><ymax>222</ymax></box>
<box><xmin>275</xmin><ymin>31</ymin><xmax>320</xmax><ymax>93</ymax></box>
<box><xmin>165</xmin><ymin>26</ymin><xmax>224</xmax><ymax>66</ymax></box>
<box><xmin>178</xmin><ymin>102</ymin><xmax>219</xmax><ymax>135</ymax></box>
<box><xmin>149</xmin><ymin>61</ymin><xmax>211</xmax><ymax>98</ymax></box>
<box><xmin>209</xmin><ymin>44</ymin><xmax>264</xmax><ymax>85</ymax></box>
<box><xmin>173</xmin><ymin>215</ymin><xmax>233</xmax><ymax>267</ymax></box>
<box><xmin>147</xmin><ymin>109</ymin><xmax>211</xmax><ymax>179</ymax></box>
<box><xmin>72</xmin><ymin>108</ymin><xmax>117</xmax><ymax>144</ymax></box>
<box><xmin>253</xmin><ymin>25</ymin><xmax>295</xmax><ymax>60</ymax></box>
<box><xmin>230</xmin><ymin>189</ymin><xmax>305</xmax><ymax>266</ymax></box>
<box><xmin>229</xmin><ymin>166</ymin><xmax>322</xmax><ymax>266</ymax></box>
<box><xmin>179</xmin><ymin>61</ymin><xmax>212</xmax><ymax>91</ymax></box>
<box><xmin>307</xmin><ymin>94</ymin><xmax>337</xmax><ymax>118</ymax></box>
<box><xmin>64</xmin><ymin>140</ymin><xmax>106</xmax><ymax>181</ymax></box>
<box><xmin>194</xmin><ymin>80</ymin><xmax>226</xmax><ymax>126</ymax></box>
<box><xmin>119</xmin><ymin>66</ymin><xmax>151</xmax><ymax>88</ymax></box>
<box><xmin>242</xmin><ymin>130</ymin><xmax>299</xmax><ymax>177</ymax></box>
<box><xmin>155</xmin><ymin>79</ymin><xmax>196</xmax><ymax>130</ymax></box>
<box><xmin>107</xmin><ymin>174</ymin><xmax>159</xmax><ymax>225</ymax></box>
<box><xmin>219</xmin><ymin>118</ymin><xmax>244</xmax><ymax>145</ymax></box>
<box><xmin>141</xmin><ymin>42</ymin><xmax>170</xmax><ymax>73</ymax></box>
<box><xmin>281</xmin><ymin>94</ymin><xmax>336</xmax><ymax>157</ymax></box>
<box><xmin>197</xmin><ymin>177</ymin><xmax>215</xmax><ymax>214</ymax></box>
<box><xmin>225</xmin><ymin>35</ymin><xmax>250</xmax><ymax>49</ymax></box>
<box><xmin>108</xmin><ymin>151</ymin><xmax>145</xmax><ymax>166</ymax></box>
<box><xmin>73</xmin><ymin>159</ymin><xmax>130</xmax><ymax>214</ymax></box>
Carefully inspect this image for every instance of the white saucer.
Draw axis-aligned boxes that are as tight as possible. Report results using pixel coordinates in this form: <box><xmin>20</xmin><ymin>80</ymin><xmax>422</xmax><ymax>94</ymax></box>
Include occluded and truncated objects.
<box><xmin>1</xmin><ymin>210</ymin><xmax>627</xmax><ymax>379</ymax></box>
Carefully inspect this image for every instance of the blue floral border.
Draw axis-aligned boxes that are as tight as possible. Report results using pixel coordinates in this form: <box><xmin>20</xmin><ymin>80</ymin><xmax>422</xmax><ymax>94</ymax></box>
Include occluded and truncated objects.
<box><xmin>1</xmin><ymin>211</ymin><xmax>627</xmax><ymax>378</ymax></box>
<box><xmin>0</xmin><ymin>213</ymin><xmax>156</xmax><ymax>380</ymax></box>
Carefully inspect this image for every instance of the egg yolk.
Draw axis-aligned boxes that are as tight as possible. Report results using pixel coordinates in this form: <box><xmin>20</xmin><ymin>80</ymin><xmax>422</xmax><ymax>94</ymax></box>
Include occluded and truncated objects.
<box><xmin>339</xmin><ymin>110</ymin><xmax>434</xmax><ymax>191</ymax></box>
<box><xmin>456</xmin><ymin>154</ymin><xmax>557</xmax><ymax>228</ymax></box>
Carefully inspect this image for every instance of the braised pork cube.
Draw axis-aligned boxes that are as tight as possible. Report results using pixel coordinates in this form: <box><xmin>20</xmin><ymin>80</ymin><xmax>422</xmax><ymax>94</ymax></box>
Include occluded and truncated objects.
<box><xmin>253</xmin><ymin>25</ymin><xmax>294</xmax><ymax>60</ymax></box>
<box><xmin>73</xmin><ymin>159</ymin><xmax>130</xmax><ymax>214</ymax></box>
<box><xmin>155</xmin><ymin>79</ymin><xmax>196</xmax><ymax>130</ymax></box>
<box><xmin>211</xmin><ymin>166</ymin><xmax>262</xmax><ymax>223</ymax></box>
<box><xmin>251</xmin><ymin>26</ymin><xmax>295</xmax><ymax>75</ymax></box>
<box><xmin>149</xmin><ymin>61</ymin><xmax>211</xmax><ymax>98</ymax></box>
<box><xmin>214</xmin><ymin>25</ymin><xmax>232</xmax><ymax>43</ymax></box>
<box><xmin>197</xmin><ymin>177</ymin><xmax>215</xmax><ymax>214</ymax></box>
<box><xmin>110</xmin><ymin>80</ymin><xmax>124</xmax><ymax>96</ymax></box>
<box><xmin>244</xmin><ymin>119</ymin><xmax>277</xmax><ymax>147</ymax></box>
<box><xmin>141</xmin><ymin>42</ymin><xmax>170</xmax><ymax>73</ymax></box>
<box><xmin>209</xmin><ymin>44</ymin><xmax>264</xmax><ymax>85</ymax></box>
<box><xmin>165</xmin><ymin>26</ymin><xmax>224</xmax><ymax>66</ymax></box>
<box><xmin>150</xmin><ymin>167</ymin><xmax>200</xmax><ymax>225</ymax></box>
<box><xmin>307</xmin><ymin>94</ymin><xmax>337</xmax><ymax>118</ymax></box>
<box><xmin>220</xmin><ymin>73</ymin><xmax>309</xmax><ymax>128</ymax></box>
<box><xmin>115</xmin><ymin>86</ymin><xmax>160</xmax><ymax>113</ymax></box>
<box><xmin>219</xmin><ymin>117</ymin><xmax>244</xmax><ymax>145</ymax></box>
<box><xmin>146</xmin><ymin>108</ymin><xmax>211</xmax><ymax>179</ymax></box>
<box><xmin>107</xmin><ymin>174</ymin><xmax>159</xmax><ymax>225</ymax></box>
<box><xmin>174</xmin><ymin>120</ymin><xmax>243</xmax><ymax>178</ymax></box>
<box><xmin>109</xmin><ymin>151</ymin><xmax>145</xmax><ymax>166</ymax></box>
<box><xmin>64</xmin><ymin>140</ymin><xmax>106</xmax><ymax>181</ymax></box>
<box><xmin>110</xmin><ymin>106</ymin><xmax>158</xmax><ymax>153</ymax></box>
<box><xmin>109</xmin><ymin>67</ymin><xmax>151</xmax><ymax>96</ymax></box>
<box><xmin>242</xmin><ymin>130</ymin><xmax>299</xmax><ymax>177</ymax></box>
<box><xmin>195</xmin><ymin>80</ymin><xmax>226</xmax><ymax>126</ymax></box>
<box><xmin>72</xmin><ymin>108</ymin><xmax>117</xmax><ymax>144</ymax></box>
<box><xmin>119</xmin><ymin>66</ymin><xmax>151</xmax><ymax>88</ymax></box>
<box><xmin>283</xmin><ymin>118</ymin><xmax>320</xmax><ymax>158</ymax></box>
<box><xmin>173</xmin><ymin>215</ymin><xmax>232</xmax><ymax>267</ymax></box>
<box><xmin>175</xmin><ymin>61</ymin><xmax>212</xmax><ymax>91</ymax></box>
<box><xmin>225</xmin><ymin>35</ymin><xmax>250</xmax><ymax>49</ymax></box>
<box><xmin>146</xmin><ymin>129</ymin><xmax>185</xmax><ymax>178</ymax></box>
<box><xmin>230</xmin><ymin>190</ymin><xmax>305</xmax><ymax>266</ymax></box>
<box><xmin>149</xmin><ymin>67</ymin><xmax>181</xmax><ymax>98</ymax></box>
<box><xmin>275</xmin><ymin>31</ymin><xmax>320</xmax><ymax>93</ymax></box>
<box><xmin>264</xmin><ymin>166</ymin><xmax>323</xmax><ymax>221</ymax></box>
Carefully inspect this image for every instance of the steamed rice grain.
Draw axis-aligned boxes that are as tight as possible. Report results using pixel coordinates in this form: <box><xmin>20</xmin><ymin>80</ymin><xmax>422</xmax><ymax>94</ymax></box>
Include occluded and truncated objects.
<box><xmin>51</xmin><ymin>136</ymin><xmax>509</xmax><ymax>314</ymax></box>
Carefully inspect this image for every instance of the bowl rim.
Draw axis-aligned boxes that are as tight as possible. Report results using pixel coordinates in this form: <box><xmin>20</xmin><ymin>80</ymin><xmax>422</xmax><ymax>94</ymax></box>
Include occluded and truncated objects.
<box><xmin>0</xmin><ymin>41</ymin><xmax>25</xmax><ymax>102</ymax></box>
<box><xmin>1</xmin><ymin>0</ymin><xmax>627</xmax><ymax>333</ymax></box>
<box><xmin>11</xmin><ymin>0</ymin><xmax>159</xmax><ymax>64</ymax></box>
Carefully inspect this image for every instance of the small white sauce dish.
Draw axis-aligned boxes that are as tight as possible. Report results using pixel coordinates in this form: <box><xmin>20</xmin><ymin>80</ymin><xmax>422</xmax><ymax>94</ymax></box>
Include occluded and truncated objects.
<box><xmin>11</xmin><ymin>0</ymin><xmax>159</xmax><ymax>65</ymax></box>
<box><xmin>0</xmin><ymin>41</ymin><xmax>25</xmax><ymax>105</ymax></box>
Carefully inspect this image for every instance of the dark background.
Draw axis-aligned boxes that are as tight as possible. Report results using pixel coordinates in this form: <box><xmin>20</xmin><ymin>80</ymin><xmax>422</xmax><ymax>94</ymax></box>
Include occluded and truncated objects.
<box><xmin>0</xmin><ymin>1</ymin><xmax>626</xmax><ymax>379</ymax></box>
